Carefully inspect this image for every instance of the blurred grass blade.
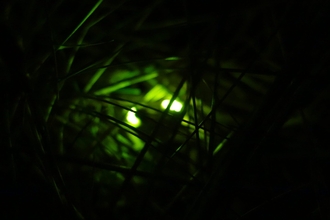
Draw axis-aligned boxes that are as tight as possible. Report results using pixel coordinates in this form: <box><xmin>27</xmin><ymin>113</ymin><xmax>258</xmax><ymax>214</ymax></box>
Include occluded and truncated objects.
<box><xmin>84</xmin><ymin>44</ymin><xmax>124</xmax><ymax>93</ymax></box>
<box><xmin>94</xmin><ymin>72</ymin><xmax>158</xmax><ymax>95</ymax></box>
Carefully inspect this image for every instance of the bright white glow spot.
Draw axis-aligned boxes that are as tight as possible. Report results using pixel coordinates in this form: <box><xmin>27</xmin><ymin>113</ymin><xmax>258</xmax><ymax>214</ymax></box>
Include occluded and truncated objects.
<box><xmin>161</xmin><ymin>100</ymin><xmax>183</xmax><ymax>112</ymax></box>
<box><xmin>126</xmin><ymin>107</ymin><xmax>141</xmax><ymax>127</ymax></box>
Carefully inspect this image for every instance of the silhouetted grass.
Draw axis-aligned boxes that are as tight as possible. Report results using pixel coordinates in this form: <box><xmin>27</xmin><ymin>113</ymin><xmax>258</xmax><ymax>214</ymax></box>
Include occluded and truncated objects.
<box><xmin>1</xmin><ymin>0</ymin><xmax>330</xmax><ymax>219</ymax></box>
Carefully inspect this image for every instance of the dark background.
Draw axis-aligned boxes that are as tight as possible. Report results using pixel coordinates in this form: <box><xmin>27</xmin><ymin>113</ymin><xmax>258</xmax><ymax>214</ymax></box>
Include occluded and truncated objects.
<box><xmin>1</xmin><ymin>0</ymin><xmax>330</xmax><ymax>219</ymax></box>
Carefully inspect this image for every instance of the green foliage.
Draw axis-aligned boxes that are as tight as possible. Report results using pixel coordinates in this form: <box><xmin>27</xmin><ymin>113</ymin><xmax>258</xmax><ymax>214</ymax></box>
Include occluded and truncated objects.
<box><xmin>1</xmin><ymin>0</ymin><xmax>330</xmax><ymax>219</ymax></box>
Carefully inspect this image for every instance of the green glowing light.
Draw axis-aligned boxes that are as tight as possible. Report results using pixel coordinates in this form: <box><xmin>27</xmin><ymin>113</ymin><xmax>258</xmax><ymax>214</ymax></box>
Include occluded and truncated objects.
<box><xmin>165</xmin><ymin>57</ymin><xmax>181</xmax><ymax>61</ymax></box>
<box><xmin>126</xmin><ymin>107</ymin><xmax>141</xmax><ymax>127</ymax></box>
<box><xmin>161</xmin><ymin>100</ymin><xmax>183</xmax><ymax>112</ymax></box>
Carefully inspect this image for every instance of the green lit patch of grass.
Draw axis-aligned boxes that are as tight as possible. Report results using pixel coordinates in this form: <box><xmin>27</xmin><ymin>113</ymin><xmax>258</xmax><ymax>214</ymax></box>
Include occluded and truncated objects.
<box><xmin>1</xmin><ymin>0</ymin><xmax>329</xmax><ymax>219</ymax></box>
